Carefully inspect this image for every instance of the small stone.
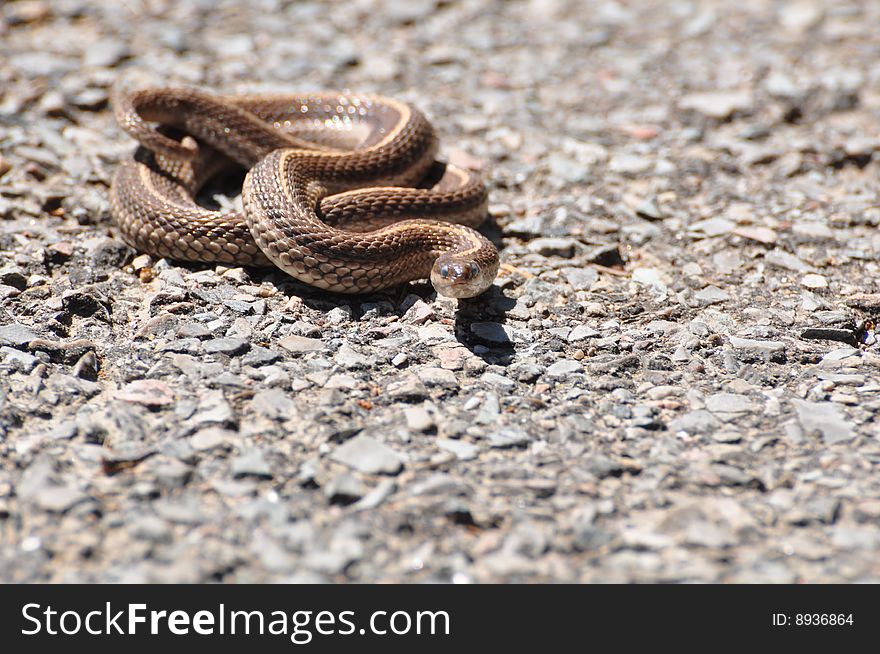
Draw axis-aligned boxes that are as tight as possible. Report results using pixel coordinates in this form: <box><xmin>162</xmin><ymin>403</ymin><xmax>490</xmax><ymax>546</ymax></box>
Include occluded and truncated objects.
<box><xmin>845</xmin><ymin>294</ymin><xmax>880</xmax><ymax>312</ymax></box>
<box><xmin>402</xmin><ymin>299</ymin><xmax>435</xmax><ymax>324</ymax></box>
<box><xmin>668</xmin><ymin>410</ymin><xmax>720</xmax><ymax>434</ymax></box>
<box><xmin>438</xmin><ymin>347</ymin><xmax>470</xmax><ymax>370</ymax></box>
<box><xmin>631</xmin><ymin>268</ymin><xmax>667</xmax><ymax>293</ymax></box>
<box><xmin>326</xmin><ymin>307</ymin><xmax>352</xmax><ymax>325</ymax></box>
<box><xmin>386</xmin><ymin>374</ymin><xmax>428</xmax><ymax>401</ymax></box>
<box><xmin>436</xmin><ymin>439</ymin><xmax>478</xmax><ymax>460</ymax></box>
<box><xmin>279</xmin><ymin>334</ymin><xmax>325</xmax><ymax>353</ymax></box>
<box><xmin>488</xmin><ymin>427</ymin><xmax>532</xmax><ymax>449</ymax></box>
<box><xmin>158</xmin><ymin>338</ymin><xmax>204</xmax><ymax>355</ymax></box>
<box><xmin>335</xmin><ymin>343</ymin><xmax>371</xmax><ymax>369</ymax></box>
<box><xmin>528</xmin><ymin>238</ymin><xmax>578</xmax><ymax>258</ymax></box>
<box><xmin>190</xmin><ymin>428</ymin><xmax>235</xmax><ymax>451</ymax></box>
<box><xmin>728</xmin><ymin>336</ymin><xmax>785</xmax><ymax>353</ymax></box>
<box><xmin>791</xmin><ymin>400</ymin><xmax>855</xmax><ymax>444</ymax></box>
<box><xmin>734</xmin><ymin>226</ymin><xmax>777</xmax><ymax>245</ymax></box>
<box><xmin>470</xmin><ymin>322</ymin><xmax>514</xmax><ymax>344</ymax></box>
<box><xmin>765</xmin><ymin>249</ymin><xmax>811</xmax><ymax>272</ymax></box>
<box><xmin>116</xmin><ymin>380</ymin><xmax>175</xmax><ymax>407</ymax></box>
<box><xmin>72</xmin><ymin>351</ymin><xmax>98</xmax><ymax>380</ymax></box>
<box><xmin>69</xmin><ymin>88</ymin><xmax>108</xmax><ymax>111</ymax></box>
<box><xmin>0</xmin><ymin>323</ymin><xmax>39</xmax><ymax>347</ymax></box>
<box><xmin>0</xmin><ymin>266</ymin><xmax>27</xmax><ymax>290</ymax></box>
<box><xmin>0</xmin><ymin>346</ymin><xmax>40</xmax><ymax>372</ymax></box>
<box><xmin>352</xmin><ymin>479</ymin><xmax>397</xmax><ymax>510</ymax></box>
<box><xmin>203</xmin><ymin>337</ymin><xmax>250</xmax><ymax>355</ymax></box>
<box><xmin>801</xmin><ymin>274</ymin><xmax>828</xmax><ymax>289</ymax></box>
<box><xmin>780</xmin><ymin>2</ymin><xmax>824</xmax><ymax>33</ymax></box>
<box><xmin>547</xmin><ymin>153</ymin><xmax>591</xmax><ymax>184</ymax></box>
<box><xmin>241</xmin><ymin>345</ymin><xmax>281</xmax><ymax>367</ymax></box>
<box><xmin>33</xmin><ymin>486</ymin><xmax>87</xmax><ymax>513</ymax></box>
<box><xmin>689</xmin><ymin>217</ymin><xmax>735</xmax><ymax>237</ymax></box>
<box><xmin>418</xmin><ymin>323</ymin><xmax>454</xmax><ymax>344</ymax></box>
<box><xmin>546</xmin><ymin>359</ymin><xmax>582</xmax><ymax>378</ymax></box>
<box><xmin>694</xmin><ymin>286</ymin><xmax>730</xmax><ymax>305</ymax></box>
<box><xmin>568</xmin><ymin>325</ymin><xmax>600</xmax><ymax>342</ymax></box>
<box><xmin>680</xmin><ymin>90</ymin><xmax>753</xmax><ymax>119</ymax></box>
<box><xmin>481</xmin><ymin>372</ymin><xmax>515</xmax><ymax>391</ymax></box>
<box><xmin>608</xmin><ymin>154</ymin><xmax>653</xmax><ymax>175</ymax></box>
<box><xmin>176</xmin><ymin>322</ymin><xmax>210</xmax><ymax>339</ymax></box>
<box><xmin>404</xmin><ymin>406</ymin><xmax>435</xmax><ymax>432</ymax></box>
<box><xmin>561</xmin><ymin>267</ymin><xmax>599</xmax><ymax>291</ymax></box>
<box><xmin>324</xmin><ymin>473</ymin><xmax>364</xmax><ymax>504</ymax></box>
<box><xmin>5</xmin><ymin>1</ymin><xmax>52</xmax><ymax>24</ymax></box>
<box><xmin>232</xmin><ymin>450</ymin><xmax>273</xmax><ymax>478</ymax></box>
<box><xmin>416</xmin><ymin>366</ymin><xmax>459</xmax><ymax>389</ymax></box>
<box><xmin>128</xmin><ymin>516</ymin><xmax>172</xmax><ymax>543</ymax></box>
<box><xmin>251</xmin><ymin>388</ymin><xmax>296</xmax><ymax>420</ymax></box>
<box><xmin>705</xmin><ymin>393</ymin><xmax>756</xmax><ymax>415</ymax></box>
<box><xmin>189</xmin><ymin>390</ymin><xmax>234</xmax><ymax>426</ymax></box>
<box><xmin>83</xmin><ymin>39</ymin><xmax>130</xmax><ymax>67</ymax></box>
<box><xmin>330</xmin><ymin>435</ymin><xmax>404</xmax><ymax>475</ymax></box>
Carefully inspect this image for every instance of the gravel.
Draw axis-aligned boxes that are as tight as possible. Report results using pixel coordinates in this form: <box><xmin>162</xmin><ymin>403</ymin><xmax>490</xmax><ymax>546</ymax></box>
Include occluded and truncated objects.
<box><xmin>1</xmin><ymin>0</ymin><xmax>880</xmax><ymax>584</ymax></box>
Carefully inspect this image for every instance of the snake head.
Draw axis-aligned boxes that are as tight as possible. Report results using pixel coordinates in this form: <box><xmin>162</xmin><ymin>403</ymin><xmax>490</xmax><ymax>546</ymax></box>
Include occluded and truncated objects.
<box><xmin>430</xmin><ymin>255</ymin><xmax>493</xmax><ymax>298</ymax></box>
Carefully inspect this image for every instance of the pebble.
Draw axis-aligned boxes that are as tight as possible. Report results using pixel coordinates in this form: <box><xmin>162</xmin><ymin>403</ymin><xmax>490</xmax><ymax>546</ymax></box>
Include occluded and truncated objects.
<box><xmin>330</xmin><ymin>435</ymin><xmax>404</xmax><ymax>475</ymax></box>
<box><xmin>470</xmin><ymin>322</ymin><xmax>514</xmax><ymax>344</ymax></box>
<box><xmin>546</xmin><ymin>359</ymin><xmax>582</xmax><ymax>378</ymax></box>
<box><xmin>324</xmin><ymin>473</ymin><xmax>364</xmax><ymax>504</ymax></box>
<box><xmin>190</xmin><ymin>427</ymin><xmax>236</xmax><ymax>451</ymax></box>
<box><xmin>241</xmin><ymin>345</ymin><xmax>280</xmax><ymax>367</ymax></box>
<box><xmin>279</xmin><ymin>335</ymin><xmax>325</xmax><ymax>353</ymax></box>
<box><xmin>608</xmin><ymin>154</ymin><xmax>653</xmax><ymax>175</ymax></box>
<box><xmin>116</xmin><ymin>380</ymin><xmax>175</xmax><ymax>407</ymax></box>
<box><xmin>386</xmin><ymin>375</ymin><xmax>429</xmax><ymax>401</ymax></box>
<box><xmin>416</xmin><ymin>367</ymin><xmax>459</xmax><ymax>389</ymax></box>
<box><xmin>203</xmin><ymin>337</ymin><xmax>250</xmax><ymax>355</ymax></box>
<box><xmin>568</xmin><ymin>325</ymin><xmax>600</xmax><ymax>342</ymax></box>
<box><xmin>335</xmin><ymin>343</ymin><xmax>371</xmax><ymax>369</ymax></box>
<box><xmin>488</xmin><ymin>427</ymin><xmax>532</xmax><ymax>449</ymax></box>
<box><xmin>733</xmin><ymin>226</ymin><xmax>777</xmax><ymax>245</ymax></box>
<box><xmin>801</xmin><ymin>274</ymin><xmax>828</xmax><ymax>289</ymax></box>
<box><xmin>0</xmin><ymin>346</ymin><xmax>40</xmax><ymax>372</ymax></box>
<box><xmin>728</xmin><ymin>336</ymin><xmax>786</xmax><ymax>353</ymax></box>
<box><xmin>436</xmin><ymin>439</ymin><xmax>478</xmax><ymax>461</ymax></box>
<box><xmin>404</xmin><ymin>406</ymin><xmax>435</xmax><ymax>432</ymax></box>
<box><xmin>527</xmin><ymin>238</ymin><xmax>578</xmax><ymax>258</ymax></box>
<box><xmin>791</xmin><ymin>400</ymin><xmax>855</xmax><ymax>444</ymax></box>
<box><xmin>705</xmin><ymin>393</ymin><xmax>756</xmax><ymax>415</ymax></box>
<box><xmin>561</xmin><ymin>267</ymin><xmax>599</xmax><ymax>291</ymax></box>
<box><xmin>231</xmin><ymin>450</ymin><xmax>273</xmax><ymax>479</ymax></box>
<box><xmin>250</xmin><ymin>388</ymin><xmax>296</xmax><ymax>420</ymax></box>
<box><xmin>689</xmin><ymin>217</ymin><xmax>735</xmax><ymax>237</ymax></box>
<box><xmin>82</xmin><ymin>39</ymin><xmax>130</xmax><ymax>68</ymax></box>
<box><xmin>694</xmin><ymin>286</ymin><xmax>730</xmax><ymax>305</ymax></box>
<box><xmin>764</xmin><ymin>249</ymin><xmax>811</xmax><ymax>272</ymax></box>
<box><xmin>680</xmin><ymin>90</ymin><xmax>753</xmax><ymax>119</ymax></box>
<box><xmin>32</xmin><ymin>486</ymin><xmax>88</xmax><ymax>514</ymax></box>
<box><xmin>0</xmin><ymin>323</ymin><xmax>39</xmax><ymax>347</ymax></box>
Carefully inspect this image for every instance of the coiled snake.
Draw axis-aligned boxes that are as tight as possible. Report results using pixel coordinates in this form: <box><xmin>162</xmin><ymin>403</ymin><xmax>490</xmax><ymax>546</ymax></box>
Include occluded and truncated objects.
<box><xmin>109</xmin><ymin>87</ymin><xmax>499</xmax><ymax>298</ymax></box>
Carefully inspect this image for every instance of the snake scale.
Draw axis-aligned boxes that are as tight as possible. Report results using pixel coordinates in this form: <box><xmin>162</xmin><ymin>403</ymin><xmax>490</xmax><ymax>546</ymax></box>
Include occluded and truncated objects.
<box><xmin>109</xmin><ymin>87</ymin><xmax>499</xmax><ymax>297</ymax></box>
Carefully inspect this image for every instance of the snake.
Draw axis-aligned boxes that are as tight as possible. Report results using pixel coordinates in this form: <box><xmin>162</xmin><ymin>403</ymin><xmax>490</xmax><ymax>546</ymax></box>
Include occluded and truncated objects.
<box><xmin>108</xmin><ymin>87</ymin><xmax>499</xmax><ymax>298</ymax></box>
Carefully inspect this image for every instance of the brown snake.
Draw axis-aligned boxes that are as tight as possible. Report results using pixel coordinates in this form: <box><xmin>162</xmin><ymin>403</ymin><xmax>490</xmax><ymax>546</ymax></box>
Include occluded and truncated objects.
<box><xmin>109</xmin><ymin>87</ymin><xmax>499</xmax><ymax>297</ymax></box>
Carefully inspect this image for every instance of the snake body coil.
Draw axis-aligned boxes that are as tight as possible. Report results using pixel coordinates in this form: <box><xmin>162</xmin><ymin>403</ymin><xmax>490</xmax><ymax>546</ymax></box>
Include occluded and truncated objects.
<box><xmin>109</xmin><ymin>87</ymin><xmax>499</xmax><ymax>297</ymax></box>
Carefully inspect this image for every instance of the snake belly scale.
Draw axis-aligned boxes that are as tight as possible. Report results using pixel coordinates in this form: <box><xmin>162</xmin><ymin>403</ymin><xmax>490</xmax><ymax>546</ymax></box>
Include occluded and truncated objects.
<box><xmin>109</xmin><ymin>87</ymin><xmax>499</xmax><ymax>297</ymax></box>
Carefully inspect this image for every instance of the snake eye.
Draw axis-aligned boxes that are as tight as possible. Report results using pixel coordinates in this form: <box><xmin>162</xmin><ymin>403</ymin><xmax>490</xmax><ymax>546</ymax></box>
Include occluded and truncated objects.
<box><xmin>469</xmin><ymin>262</ymin><xmax>479</xmax><ymax>278</ymax></box>
<box><xmin>439</xmin><ymin>264</ymin><xmax>450</xmax><ymax>278</ymax></box>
